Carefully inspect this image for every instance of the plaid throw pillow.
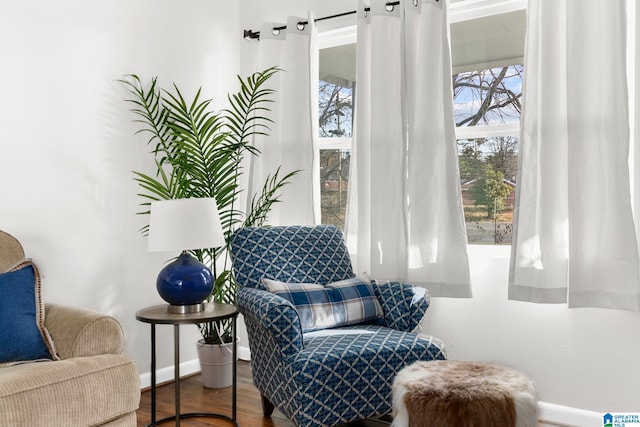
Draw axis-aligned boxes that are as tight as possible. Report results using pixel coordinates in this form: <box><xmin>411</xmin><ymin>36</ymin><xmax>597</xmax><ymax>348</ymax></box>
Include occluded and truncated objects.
<box><xmin>263</xmin><ymin>276</ymin><xmax>383</xmax><ymax>332</ymax></box>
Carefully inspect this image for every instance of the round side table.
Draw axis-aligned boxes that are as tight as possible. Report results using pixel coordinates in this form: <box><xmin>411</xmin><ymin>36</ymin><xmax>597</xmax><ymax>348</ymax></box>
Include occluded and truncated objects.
<box><xmin>136</xmin><ymin>303</ymin><xmax>240</xmax><ymax>427</ymax></box>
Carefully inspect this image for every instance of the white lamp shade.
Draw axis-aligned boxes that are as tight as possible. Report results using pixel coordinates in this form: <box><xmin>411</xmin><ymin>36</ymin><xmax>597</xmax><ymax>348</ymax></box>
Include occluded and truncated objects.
<box><xmin>148</xmin><ymin>198</ymin><xmax>225</xmax><ymax>252</ymax></box>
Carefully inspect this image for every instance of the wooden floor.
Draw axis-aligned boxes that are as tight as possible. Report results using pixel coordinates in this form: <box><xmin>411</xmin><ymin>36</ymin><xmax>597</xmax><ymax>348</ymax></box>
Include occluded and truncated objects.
<box><xmin>136</xmin><ymin>360</ymin><xmax>390</xmax><ymax>427</ymax></box>
<box><xmin>136</xmin><ymin>361</ymin><xmax>553</xmax><ymax>427</ymax></box>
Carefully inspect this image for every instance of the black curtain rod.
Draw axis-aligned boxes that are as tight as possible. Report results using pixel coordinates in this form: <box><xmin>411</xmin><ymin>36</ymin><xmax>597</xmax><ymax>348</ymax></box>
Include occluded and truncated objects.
<box><xmin>243</xmin><ymin>0</ymin><xmax>433</xmax><ymax>40</ymax></box>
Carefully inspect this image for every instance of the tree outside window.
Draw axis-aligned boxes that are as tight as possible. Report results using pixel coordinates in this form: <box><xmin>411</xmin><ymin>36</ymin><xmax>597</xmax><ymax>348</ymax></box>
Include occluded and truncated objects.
<box><xmin>319</xmin><ymin>80</ymin><xmax>353</xmax><ymax>138</ymax></box>
<box><xmin>320</xmin><ymin>148</ymin><xmax>350</xmax><ymax>228</ymax></box>
<box><xmin>454</xmin><ymin>65</ymin><xmax>522</xmax><ymax>127</ymax></box>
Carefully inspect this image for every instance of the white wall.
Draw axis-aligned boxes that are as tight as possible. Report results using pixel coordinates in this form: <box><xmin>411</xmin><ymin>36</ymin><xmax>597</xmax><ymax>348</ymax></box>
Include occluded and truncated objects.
<box><xmin>1</xmin><ymin>0</ymin><xmax>241</xmax><ymax>376</ymax></box>
<box><xmin>427</xmin><ymin>245</ymin><xmax>640</xmax><ymax>415</ymax></box>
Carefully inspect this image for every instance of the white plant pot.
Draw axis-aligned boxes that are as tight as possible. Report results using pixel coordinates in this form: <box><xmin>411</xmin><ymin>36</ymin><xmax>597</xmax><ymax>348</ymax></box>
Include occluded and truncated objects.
<box><xmin>196</xmin><ymin>338</ymin><xmax>237</xmax><ymax>389</ymax></box>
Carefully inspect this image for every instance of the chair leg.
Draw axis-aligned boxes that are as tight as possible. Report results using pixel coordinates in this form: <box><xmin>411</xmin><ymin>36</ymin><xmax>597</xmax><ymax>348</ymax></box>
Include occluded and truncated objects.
<box><xmin>261</xmin><ymin>394</ymin><xmax>275</xmax><ymax>417</ymax></box>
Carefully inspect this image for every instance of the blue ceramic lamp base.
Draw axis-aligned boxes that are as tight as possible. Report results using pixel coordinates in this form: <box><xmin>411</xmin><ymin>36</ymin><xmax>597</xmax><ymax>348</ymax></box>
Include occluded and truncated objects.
<box><xmin>156</xmin><ymin>251</ymin><xmax>214</xmax><ymax>314</ymax></box>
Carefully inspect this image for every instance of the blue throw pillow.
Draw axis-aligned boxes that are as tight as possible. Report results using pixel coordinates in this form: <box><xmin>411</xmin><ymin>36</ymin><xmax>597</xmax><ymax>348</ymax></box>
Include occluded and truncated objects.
<box><xmin>0</xmin><ymin>260</ymin><xmax>57</xmax><ymax>364</ymax></box>
<box><xmin>263</xmin><ymin>276</ymin><xmax>383</xmax><ymax>332</ymax></box>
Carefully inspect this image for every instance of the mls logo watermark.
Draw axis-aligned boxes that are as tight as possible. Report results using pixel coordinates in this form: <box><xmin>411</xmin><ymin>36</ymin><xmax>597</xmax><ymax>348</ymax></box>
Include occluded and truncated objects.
<box><xmin>604</xmin><ymin>413</ymin><xmax>640</xmax><ymax>427</ymax></box>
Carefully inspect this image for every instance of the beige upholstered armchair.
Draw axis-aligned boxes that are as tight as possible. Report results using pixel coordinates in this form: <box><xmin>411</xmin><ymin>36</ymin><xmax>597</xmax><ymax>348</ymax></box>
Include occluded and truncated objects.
<box><xmin>0</xmin><ymin>231</ymin><xmax>140</xmax><ymax>426</ymax></box>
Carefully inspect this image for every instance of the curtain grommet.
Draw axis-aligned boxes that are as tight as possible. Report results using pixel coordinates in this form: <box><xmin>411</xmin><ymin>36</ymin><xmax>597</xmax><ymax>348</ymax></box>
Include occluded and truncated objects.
<box><xmin>272</xmin><ymin>28</ymin><xmax>281</xmax><ymax>36</ymax></box>
<box><xmin>296</xmin><ymin>22</ymin><xmax>306</xmax><ymax>31</ymax></box>
<box><xmin>385</xmin><ymin>4</ymin><xmax>395</xmax><ymax>12</ymax></box>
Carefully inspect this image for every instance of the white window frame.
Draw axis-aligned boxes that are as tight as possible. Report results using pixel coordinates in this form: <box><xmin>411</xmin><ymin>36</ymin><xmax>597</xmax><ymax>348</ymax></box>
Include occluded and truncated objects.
<box><xmin>454</xmin><ymin>122</ymin><xmax>520</xmax><ymax>141</ymax></box>
<box><xmin>449</xmin><ymin>0</ymin><xmax>525</xmax><ymax>24</ymax></box>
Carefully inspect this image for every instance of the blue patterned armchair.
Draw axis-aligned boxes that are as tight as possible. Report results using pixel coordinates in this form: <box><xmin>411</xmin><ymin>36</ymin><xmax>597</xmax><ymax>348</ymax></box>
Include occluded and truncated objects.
<box><xmin>230</xmin><ymin>225</ymin><xmax>445</xmax><ymax>427</ymax></box>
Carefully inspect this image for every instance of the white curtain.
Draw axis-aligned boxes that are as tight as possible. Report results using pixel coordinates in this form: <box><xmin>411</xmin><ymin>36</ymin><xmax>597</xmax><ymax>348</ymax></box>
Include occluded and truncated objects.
<box><xmin>509</xmin><ymin>0</ymin><xmax>640</xmax><ymax>310</ymax></box>
<box><xmin>248</xmin><ymin>14</ymin><xmax>319</xmax><ymax>226</ymax></box>
<box><xmin>346</xmin><ymin>0</ymin><xmax>471</xmax><ymax>298</ymax></box>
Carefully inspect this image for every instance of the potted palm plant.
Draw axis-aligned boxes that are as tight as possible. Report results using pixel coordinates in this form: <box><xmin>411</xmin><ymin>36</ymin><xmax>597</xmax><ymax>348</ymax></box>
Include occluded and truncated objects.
<box><xmin>121</xmin><ymin>67</ymin><xmax>297</xmax><ymax>388</ymax></box>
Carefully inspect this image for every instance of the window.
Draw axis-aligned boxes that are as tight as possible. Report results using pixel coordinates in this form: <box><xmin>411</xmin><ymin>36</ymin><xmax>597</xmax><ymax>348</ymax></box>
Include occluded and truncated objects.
<box><xmin>454</xmin><ymin>65</ymin><xmax>523</xmax><ymax>244</ymax></box>
<box><xmin>318</xmin><ymin>36</ymin><xmax>356</xmax><ymax>229</ymax></box>
<box><xmin>315</xmin><ymin>1</ymin><xmax>526</xmax><ymax>240</ymax></box>
<box><xmin>450</xmin><ymin>5</ymin><xmax>526</xmax><ymax>244</ymax></box>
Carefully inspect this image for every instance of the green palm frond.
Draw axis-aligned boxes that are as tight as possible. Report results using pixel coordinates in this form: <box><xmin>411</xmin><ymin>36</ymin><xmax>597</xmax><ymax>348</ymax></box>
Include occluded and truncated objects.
<box><xmin>224</xmin><ymin>66</ymin><xmax>280</xmax><ymax>150</ymax></box>
<box><xmin>244</xmin><ymin>167</ymin><xmax>301</xmax><ymax>228</ymax></box>
<box><xmin>119</xmin><ymin>75</ymin><xmax>173</xmax><ymax>165</ymax></box>
<box><xmin>122</xmin><ymin>68</ymin><xmax>300</xmax><ymax>344</ymax></box>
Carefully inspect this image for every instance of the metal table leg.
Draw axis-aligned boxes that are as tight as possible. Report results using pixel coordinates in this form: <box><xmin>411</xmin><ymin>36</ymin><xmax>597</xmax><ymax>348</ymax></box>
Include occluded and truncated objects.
<box><xmin>151</xmin><ymin>324</ymin><xmax>156</xmax><ymax>425</ymax></box>
<box><xmin>174</xmin><ymin>324</ymin><xmax>180</xmax><ymax>426</ymax></box>
<box><xmin>232</xmin><ymin>316</ymin><xmax>237</xmax><ymax>421</ymax></box>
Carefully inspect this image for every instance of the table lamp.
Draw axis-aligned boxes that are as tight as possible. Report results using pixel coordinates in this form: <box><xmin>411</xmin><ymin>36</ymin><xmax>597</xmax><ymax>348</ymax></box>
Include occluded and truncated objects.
<box><xmin>148</xmin><ymin>198</ymin><xmax>225</xmax><ymax>313</ymax></box>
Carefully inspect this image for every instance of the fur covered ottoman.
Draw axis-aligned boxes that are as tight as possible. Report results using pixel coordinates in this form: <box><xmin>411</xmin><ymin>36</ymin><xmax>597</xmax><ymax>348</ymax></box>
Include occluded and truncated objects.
<box><xmin>392</xmin><ymin>360</ymin><xmax>537</xmax><ymax>427</ymax></box>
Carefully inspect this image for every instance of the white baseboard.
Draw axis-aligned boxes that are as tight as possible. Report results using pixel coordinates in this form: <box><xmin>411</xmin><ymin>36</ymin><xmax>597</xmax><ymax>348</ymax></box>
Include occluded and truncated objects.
<box><xmin>138</xmin><ymin>350</ymin><xmax>601</xmax><ymax>427</ymax></box>
<box><xmin>139</xmin><ymin>345</ymin><xmax>252</xmax><ymax>389</ymax></box>
<box><xmin>139</xmin><ymin>359</ymin><xmax>201</xmax><ymax>390</ymax></box>
<box><xmin>238</xmin><ymin>345</ymin><xmax>251</xmax><ymax>361</ymax></box>
<box><xmin>537</xmin><ymin>402</ymin><xmax>601</xmax><ymax>427</ymax></box>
